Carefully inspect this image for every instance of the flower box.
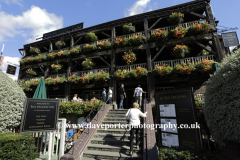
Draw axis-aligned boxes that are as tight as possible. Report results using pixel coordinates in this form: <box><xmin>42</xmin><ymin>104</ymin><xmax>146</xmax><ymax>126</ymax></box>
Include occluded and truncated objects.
<box><xmin>168</xmin><ymin>12</ymin><xmax>184</xmax><ymax>25</ymax></box>
<box><xmin>26</xmin><ymin>68</ymin><xmax>37</xmax><ymax>76</ymax></box>
<box><xmin>122</xmin><ymin>50</ymin><xmax>136</xmax><ymax>64</ymax></box>
<box><xmin>172</xmin><ymin>45</ymin><xmax>190</xmax><ymax>59</ymax></box>
<box><xmin>186</xmin><ymin>22</ymin><xmax>213</xmax><ymax>37</ymax></box>
<box><xmin>129</xmin><ymin>34</ymin><xmax>146</xmax><ymax>46</ymax></box>
<box><xmin>55</xmin><ymin>41</ymin><xmax>66</xmax><ymax>48</ymax></box>
<box><xmin>123</xmin><ymin>23</ymin><xmax>135</xmax><ymax>34</ymax></box>
<box><xmin>82</xmin><ymin>44</ymin><xmax>97</xmax><ymax>53</ymax></box>
<box><xmin>51</xmin><ymin>64</ymin><xmax>62</xmax><ymax>71</ymax></box>
<box><xmin>30</xmin><ymin>47</ymin><xmax>41</xmax><ymax>54</ymax></box>
<box><xmin>85</xmin><ymin>32</ymin><xmax>98</xmax><ymax>42</ymax></box>
<box><xmin>168</xmin><ymin>27</ymin><xmax>186</xmax><ymax>40</ymax></box>
<box><xmin>70</xmin><ymin>47</ymin><xmax>81</xmax><ymax>55</ymax></box>
<box><xmin>150</xmin><ymin>29</ymin><xmax>167</xmax><ymax>43</ymax></box>
<box><xmin>153</xmin><ymin>64</ymin><xmax>173</xmax><ymax>77</ymax></box>
<box><xmin>47</xmin><ymin>52</ymin><xmax>57</xmax><ymax>60</ymax></box>
<box><xmin>114</xmin><ymin>37</ymin><xmax>128</xmax><ymax>48</ymax></box>
<box><xmin>97</xmin><ymin>40</ymin><xmax>112</xmax><ymax>50</ymax></box>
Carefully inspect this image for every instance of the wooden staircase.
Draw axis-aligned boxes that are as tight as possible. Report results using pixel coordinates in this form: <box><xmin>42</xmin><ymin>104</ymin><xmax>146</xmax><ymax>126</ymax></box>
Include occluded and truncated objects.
<box><xmin>82</xmin><ymin>109</ymin><xmax>143</xmax><ymax>160</ymax></box>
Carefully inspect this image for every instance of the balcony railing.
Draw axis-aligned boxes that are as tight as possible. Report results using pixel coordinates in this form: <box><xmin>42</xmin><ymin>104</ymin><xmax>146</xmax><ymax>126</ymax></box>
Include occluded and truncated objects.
<box><xmin>116</xmin><ymin>55</ymin><xmax>214</xmax><ymax>71</ymax></box>
<box><xmin>71</xmin><ymin>68</ymin><xmax>109</xmax><ymax>76</ymax></box>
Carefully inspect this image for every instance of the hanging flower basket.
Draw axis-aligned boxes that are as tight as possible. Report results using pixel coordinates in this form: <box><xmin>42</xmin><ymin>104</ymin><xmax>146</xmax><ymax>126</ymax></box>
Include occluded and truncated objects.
<box><xmin>82</xmin><ymin>44</ymin><xmax>97</xmax><ymax>53</ymax></box>
<box><xmin>168</xmin><ymin>27</ymin><xmax>186</xmax><ymax>40</ymax></box>
<box><xmin>30</xmin><ymin>47</ymin><xmax>41</xmax><ymax>54</ymax></box>
<box><xmin>94</xmin><ymin>71</ymin><xmax>109</xmax><ymax>82</ymax></box>
<box><xmin>153</xmin><ymin>64</ymin><xmax>173</xmax><ymax>77</ymax></box>
<box><xmin>97</xmin><ymin>40</ymin><xmax>112</xmax><ymax>50</ymax></box>
<box><xmin>55</xmin><ymin>41</ymin><xmax>66</xmax><ymax>48</ymax></box>
<box><xmin>122</xmin><ymin>50</ymin><xmax>136</xmax><ymax>64</ymax></box>
<box><xmin>70</xmin><ymin>47</ymin><xmax>81</xmax><ymax>55</ymax></box>
<box><xmin>129</xmin><ymin>67</ymin><xmax>148</xmax><ymax>80</ymax></box>
<box><xmin>114</xmin><ymin>37</ymin><xmax>128</xmax><ymax>48</ymax></box>
<box><xmin>168</xmin><ymin>12</ymin><xmax>184</xmax><ymax>25</ymax></box>
<box><xmin>114</xmin><ymin>69</ymin><xmax>129</xmax><ymax>81</ymax></box>
<box><xmin>172</xmin><ymin>45</ymin><xmax>190</xmax><ymax>59</ymax></box>
<box><xmin>85</xmin><ymin>32</ymin><xmax>98</xmax><ymax>42</ymax></box>
<box><xmin>82</xmin><ymin>59</ymin><xmax>95</xmax><ymax>69</ymax></box>
<box><xmin>34</xmin><ymin>54</ymin><xmax>47</xmax><ymax>63</ymax></box>
<box><xmin>129</xmin><ymin>33</ymin><xmax>146</xmax><ymax>46</ymax></box>
<box><xmin>123</xmin><ymin>23</ymin><xmax>135</xmax><ymax>34</ymax></box>
<box><xmin>186</xmin><ymin>22</ymin><xmax>213</xmax><ymax>37</ymax></box>
<box><xmin>51</xmin><ymin>64</ymin><xmax>62</xmax><ymax>71</ymax></box>
<box><xmin>172</xmin><ymin>62</ymin><xmax>194</xmax><ymax>75</ymax></box>
<box><xmin>47</xmin><ymin>52</ymin><xmax>57</xmax><ymax>60</ymax></box>
<box><xmin>150</xmin><ymin>29</ymin><xmax>167</xmax><ymax>42</ymax></box>
<box><xmin>26</xmin><ymin>68</ymin><xmax>37</xmax><ymax>76</ymax></box>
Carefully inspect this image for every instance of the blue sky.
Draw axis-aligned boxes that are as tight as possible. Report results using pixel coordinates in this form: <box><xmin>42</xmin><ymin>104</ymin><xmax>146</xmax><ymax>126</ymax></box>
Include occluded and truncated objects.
<box><xmin>0</xmin><ymin>0</ymin><xmax>239</xmax><ymax>80</ymax></box>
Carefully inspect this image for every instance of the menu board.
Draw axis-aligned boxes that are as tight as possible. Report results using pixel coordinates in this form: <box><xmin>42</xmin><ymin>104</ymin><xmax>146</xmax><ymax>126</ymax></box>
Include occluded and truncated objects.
<box><xmin>162</xmin><ymin>133</ymin><xmax>179</xmax><ymax>147</ymax></box>
<box><xmin>6</xmin><ymin>64</ymin><xmax>16</xmax><ymax>75</ymax></box>
<box><xmin>20</xmin><ymin>99</ymin><xmax>60</xmax><ymax>133</ymax></box>
<box><xmin>159</xmin><ymin>104</ymin><xmax>176</xmax><ymax>117</ymax></box>
<box><xmin>160</xmin><ymin>118</ymin><xmax>178</xmax><ymax>133</ymax></box>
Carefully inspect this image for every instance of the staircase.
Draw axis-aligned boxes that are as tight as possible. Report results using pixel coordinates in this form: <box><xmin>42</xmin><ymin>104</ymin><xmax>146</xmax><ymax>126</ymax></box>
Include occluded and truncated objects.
<box><xmin>82</xmin><ymin>109</ymin><xmax>143</xmax><ymax>160</ymax></box>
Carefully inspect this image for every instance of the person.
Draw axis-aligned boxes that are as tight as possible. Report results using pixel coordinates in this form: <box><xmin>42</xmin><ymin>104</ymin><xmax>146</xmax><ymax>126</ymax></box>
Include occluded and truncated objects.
<box><xmin>118</xmin><ymin>84</ymin><xmax>126</xmax><ymax>109</ymax></box>
<box><xmin>90</xmin><ymin>97</ymin><xmax>96</xmax><ymax>101</ymax></box>
<box><xmin>66</xmin><ymin>124</ymin><xmax>76</xmax><ymax>140</ymax></box>
<box><xmin>133</xmin><ymin>85</ymin><xmax>145</xmax><ymax>109</ymax></box>
<box><xmin>108</xmin><ymin>87</ymin><xmax>113</xmax><ymax>105</ymax></box>
<box><xmin>81</xmin><ymin>119</ymin><xmax>89</xmax><ymax>128</ymax></box>
<box><xmin>125</xmin><ymin>102</ymin><xmax>147</xmax><ymax>155</ymax></box>
<box><xmin>102</xmin><ymin>88</ymin><xmax>107</xmax><ymax>102</ymax></box>
<box><xmin>73</xmin><ymin>94</ymin><xmax>77</xmax><ymax>102</ymax></box>
<box><xmin>77</xmin><ymin>97</ymin><xmax>82</xmax><ymax>102</ymax></box>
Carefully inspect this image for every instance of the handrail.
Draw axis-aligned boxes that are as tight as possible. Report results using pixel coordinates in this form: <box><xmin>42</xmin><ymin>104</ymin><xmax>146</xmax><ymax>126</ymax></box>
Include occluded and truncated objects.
<box><xmin>144</xmin><ymin>93</ymin><xmax>148</xmax><ymax>159</ymax></box>
<box><xmin>71</xmin><ymin>100</ymin><xmax>107</xmax><ymax>154</ymax></box>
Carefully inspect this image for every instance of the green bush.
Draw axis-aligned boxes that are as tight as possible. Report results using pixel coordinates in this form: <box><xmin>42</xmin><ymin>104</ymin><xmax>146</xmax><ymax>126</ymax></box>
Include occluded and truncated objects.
<box><xmin>204</xmin><ymin>49</ymin><xmax>240</xmax><ymax>147</ymax></box>
<box><xmin>158</xmin><ymin>147</ymin><xmax>217</xmax><ymax>160</ymax></box>
<box><xmin>0</xmin><ymin>132</ymin><xmax>39</xmax><ymax>160</ymax></box>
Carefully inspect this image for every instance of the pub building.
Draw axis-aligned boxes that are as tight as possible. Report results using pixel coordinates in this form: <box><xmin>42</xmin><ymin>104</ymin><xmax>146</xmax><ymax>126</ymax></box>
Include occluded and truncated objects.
<box><xmin>18</xmin><ymin>0</ymin><xmax>225</xmax><ymax>108</ymax></box>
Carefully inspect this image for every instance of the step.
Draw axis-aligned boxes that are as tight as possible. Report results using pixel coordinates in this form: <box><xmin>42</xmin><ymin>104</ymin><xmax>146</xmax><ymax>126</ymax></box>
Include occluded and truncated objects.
<box><xmin>104</xmin><ymin>117</ymin><xmax>127</xmax><ymax>122</ymax></box>
<box><xmin>82</xmin><ymin>158</ymin><xmax>108</xmax><ymax>160</ymax></box>
<box><xmin>108</xmin><ymin>110</ymin><xmax>128</xmax><ymax>113</ymax></box>
<box><xmin>107</xmin><ymin>112</ymin><xmax>127</xmax><ymax>115</ymax></box>
<box><xmin>97</xmin><ymin>129</ymin><xmax>143</xmax><ymax>135</ymax></box>
<box><xmin>109</xmin><ymin>109</ymin><xmax>129</xmax><ymax>111</ymax></box>
<box><xmin>102</xmin><ymin>121</ymin><xmax>128</xmax><ymax>124</ymax></box>
<box><xmin>90</xmin><ymin>138</ymin><xmax>143</xmax><ymax>146</ymax></box>
<box><xmin>83</xmin><ymin>150</ymin><xmax>142</xmax><ymax>160</ymax></box>
<box><xmin>87</xmin><ymin>144</ymin><xmax>142</xmax><ymax>153</ymax></box>
<box><xmin>94</xmin><ymin>133</ymin><xmax>143</xmax><ymax>140</ymax></box>
<box><xmin>105</xmin><ymin>115</ymin><xmax>127</xmax><ymax>118</ymax></box>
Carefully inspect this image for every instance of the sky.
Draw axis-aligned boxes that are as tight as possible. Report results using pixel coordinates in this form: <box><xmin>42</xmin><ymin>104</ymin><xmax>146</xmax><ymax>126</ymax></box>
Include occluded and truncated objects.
<box><xmin>0</xmin><ymin>0</ymin><xmax>239</xmax><ymax>80</ymax></box>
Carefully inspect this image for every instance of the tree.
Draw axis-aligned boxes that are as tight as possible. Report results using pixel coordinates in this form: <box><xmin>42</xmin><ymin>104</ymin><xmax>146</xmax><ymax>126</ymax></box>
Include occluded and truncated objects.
<box><xmin>204</xmin><ymin>50</ymin><xmax>240</xmax><ymax>148</ymax></box>
<box><xmin>0</xmin><ymin>71</ymin><xmax>26</xmax><ymax>132</ymax></box>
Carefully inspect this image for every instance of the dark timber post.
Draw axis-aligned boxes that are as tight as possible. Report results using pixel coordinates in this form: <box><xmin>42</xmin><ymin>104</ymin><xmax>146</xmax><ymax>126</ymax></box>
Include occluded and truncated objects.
<box><xmin>144</xmin><ymin>18</ymin><xmax>155</xmax><ymax>103</ymax></box>
<box><xmin>65</xmin><ymin>35</ymin><xmax>74</xmax><ymax>100</ymax></box>
<box><xmin>205</xmin><ymin>3</ymin><xmax>225</xmax><ymax>61</ymax></box>
<box><xmin>111</xmin><ymin>26</ymin><xmax>117</xmax><ymax>104</ymax></box>
<box><xmin>45</xmin><ymin>41</ymin><xmax>53</xmax><ymax>98</ymax></box>
<box><xmin>18</xmin><ymin>49</ymin><xmax>26</xmax><ymax>81</ymax></box>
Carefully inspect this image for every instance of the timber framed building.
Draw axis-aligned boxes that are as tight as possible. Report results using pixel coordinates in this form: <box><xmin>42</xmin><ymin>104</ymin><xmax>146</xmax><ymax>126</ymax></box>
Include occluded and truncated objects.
<box><xmin>18</xmin><ymin>0</ymin><xmax>226</xmax><ymax>108</ymax></box>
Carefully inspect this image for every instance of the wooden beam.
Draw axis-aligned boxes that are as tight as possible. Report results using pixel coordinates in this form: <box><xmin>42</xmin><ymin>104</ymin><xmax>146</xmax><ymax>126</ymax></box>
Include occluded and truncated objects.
<box><xmin>193</xmin><ymin>40</ymin><xmax>216</xmax><ymax>55</ymax></box>
<box><xmin>98</xmin><ymin>56</ymin><xmax>110</xmax><ymax>67</ymax></box>
<box><xmin>71</xmin><ymin>60</ymin><xmax>81</xmax><ymax>72</ymax></box>
<box><xmin>148</xmin><ymin>17</ymin><xmax>162</xmax><ymax>30</ymax></box>
<box><xmin>101</xmin><ymin>32</ymin><xmax>111</xmax><ymax>38</ymax></box>
<box><xmin>39</xmin><ymin>67</ymin><xmax>45</xmax><ymax>74</ymax></box>
<box><xmin>189</xmin><ymin>11</ymin><xmax>206</xmax><ymax>19</ymax></box>
<box><xmin>43</xmin><ymin>47</ymin><xmax>48</xmax><ymax>51</ymax></box>
<box><xmin>70</xmin><ymin>35</ymin><xmax>74</xmax><ymax>49</ymax></box>
<box><xmin>151</xmin><ymin>45</ymin><xmax>166</xmax><ymax>62</ymax></box>
<box><xmin>73</xmin><ymin>36</ymin><xmax>82</xmax><ymax>46</ymax></box>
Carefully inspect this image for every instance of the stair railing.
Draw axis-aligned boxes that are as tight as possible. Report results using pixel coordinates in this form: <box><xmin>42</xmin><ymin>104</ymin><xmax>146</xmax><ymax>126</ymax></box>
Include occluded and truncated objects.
<box><xmin>144</xmin><ymin>93</ymin><xmax>148</xmax><ymax>159</ymax></box>
<box><xmin>71</xmin><ymin>99</ymin><xmax>107</xmax><ymax>155</ymax></box>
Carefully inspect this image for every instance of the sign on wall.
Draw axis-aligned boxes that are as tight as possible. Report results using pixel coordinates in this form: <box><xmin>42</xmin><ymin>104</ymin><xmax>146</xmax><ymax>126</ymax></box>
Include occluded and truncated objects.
<box><xmin>156</xmin><ymin>88</ymin><xmax>201</xmax><ymax>148</ymax></box>
<box><xmin>20</xmin><ymin>99</ymin><xmax>60</xmax><ymax>133</ymax></box>
<box><xmin>6</xmin><ymin>64</ymin><xmax>16</xmax><ymax>75</ymax></box>
<box><xmin>222</xmin><ymin>32</ymin><xmax>239</xmax><ymax>47</ymax></box>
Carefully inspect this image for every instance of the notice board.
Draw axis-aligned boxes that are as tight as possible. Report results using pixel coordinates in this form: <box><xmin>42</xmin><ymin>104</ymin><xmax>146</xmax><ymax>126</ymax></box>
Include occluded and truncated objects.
<box><xmin>156</xmin><ymin>88</ymin><xmax>201</xmax><ymax>148</ymax></box>
<box><xmin>20</xmin><ymin>98</ymin><xmax>60</xmax><ymax>133</ymax></box>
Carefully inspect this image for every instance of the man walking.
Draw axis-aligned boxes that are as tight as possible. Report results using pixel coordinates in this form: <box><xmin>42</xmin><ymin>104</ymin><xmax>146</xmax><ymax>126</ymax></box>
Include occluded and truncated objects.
<box><xmin>102</xmin><ymin>88</ymin><xmax>106</xmax><ymax>102</ymax></box>
<box><xmin>108</xmin><ymin>87</ymin><xmax>113</xmax><ymax>105</ymax></box>
<box><xmin>133</xmin><ymin>85</ymin><xmax>145</xmax><ymax>109</ymax></box>
<box><xmin>118</xmin><ymin>84</ymin><xmax>126</xmax><ymax>109</ymax></box>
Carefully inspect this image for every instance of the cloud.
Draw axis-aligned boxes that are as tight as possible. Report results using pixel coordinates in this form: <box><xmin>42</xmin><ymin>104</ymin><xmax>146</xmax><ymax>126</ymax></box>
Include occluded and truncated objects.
<box><xmin>1</xmin><ymin>56</ymin><xmax>20</xmax><ymax>70</ymax></box>
<box><xmin>125</xmin><ymin>0</ymin><xmax>151</xmax><ymax>17</ymax></box>
<box><xmin>1</xmin><ymin>0</ymin><xmax>23</xmax><ymax>6</ymax></box>
<box><xmin>0</xmin><ymin>5</ymin><xmax>63</xmax><ymax>43</ymax></box>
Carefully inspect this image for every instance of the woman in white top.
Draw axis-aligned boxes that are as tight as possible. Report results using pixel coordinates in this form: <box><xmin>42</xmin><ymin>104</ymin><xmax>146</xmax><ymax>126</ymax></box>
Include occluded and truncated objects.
<box><xmin>125</xmin><ymin>102</ymin><xmax>147</xmax><ymax>155</ymax></box>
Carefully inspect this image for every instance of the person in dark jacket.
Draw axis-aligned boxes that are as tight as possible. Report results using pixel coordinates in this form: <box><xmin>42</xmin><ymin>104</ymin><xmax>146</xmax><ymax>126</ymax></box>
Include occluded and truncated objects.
<box><xmin>118</xmin><ymin>84</ymin><xmax>126</xmax><ymax>109</ymax></box>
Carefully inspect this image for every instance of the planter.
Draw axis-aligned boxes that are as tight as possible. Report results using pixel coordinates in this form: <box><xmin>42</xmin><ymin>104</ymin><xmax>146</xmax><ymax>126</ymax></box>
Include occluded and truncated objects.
<box><xmin>123</xmin><ymin>24</ymin><xmax>135</xmax><ymax>34</ymax></box>
<box><xmin>85</xmin><ymin>32</ymin><xmax>98</xmax><ymax>42</ymax></box>
<box><xmin>169</xmin><ymin>17</ymin><xmax>183</xmax><ymax>25</ymax></box>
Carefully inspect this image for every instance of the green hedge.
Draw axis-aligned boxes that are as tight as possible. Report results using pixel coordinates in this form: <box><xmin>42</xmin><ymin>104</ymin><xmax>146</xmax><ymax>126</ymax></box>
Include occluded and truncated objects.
<box><xmin>158</xmin><ymin>147</ymin><xmax>218</xmax><ymax>160</ymax></box>
<box><xmin>0</xmin><ymin>132</ymin><xmax>39</xmax><ymax>160</ymax></box>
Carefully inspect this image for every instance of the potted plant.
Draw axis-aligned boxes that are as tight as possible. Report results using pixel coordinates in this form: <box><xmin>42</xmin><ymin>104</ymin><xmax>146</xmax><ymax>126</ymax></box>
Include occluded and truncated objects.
<box><xmin>114</xmin><ymin>37</ymin><xmax>128</xmax><ymax>48</ymax></box>
<box><xmin>35</xmin><ymin>54</ymin><xmax>47</xmax><ymax>63</ymax></box>
<box><xmin>47</xmin><ymin>52</ymin><xmax>57</xmax><ymax>60</ymax></box>
<box><xmin>82</xmin><ymin>44</ymin><xmax>97</xmax><ymax>53</ymax></box>
<box><xmin>114</xmin><ymin>69</ymin><xmax>130</xmax><ymax>81</ymax></box>
<box><xmin>123</xmin><ymin>23</ymin><xmax>135</xmax><ymax>34</ymax></box>
<box><xmin>194</xmin><ymin>59</ymin><xmax>214</xmax><ymax>75</ymax></box>
<box><xmin>186</xmin><ymin>22</ymin><xmax>213</xmax><ymax>37</ymax></box>
<box><xmin>172</xmin><ymin>45</ymin><xmax>190</xmax><ymax>59</ymax></box>
<box><xmin>129</xmin><ymin>67</ymin><xmax>148</xmax><ymax>79</ymax></box>
<box><xmin>26</xmin><ymin>68</ymin><xmax>37</xmax><ymax>76</ymax></box>
<box><xmin>168</xmin><ymin>12</ymin><xmax>184</xmax><ymax>25</ymax></box>
<box><xmin>150</xmin><ymin>29</ymin><xmax>167</xmax><ymax>43</ymax></box>
<box><xmin>30</xmin><ymin>47</ymin><xmax>41</xmax><ymax>54</ymax></box>
<box><xmin>70</xmin><ymin>47</ymin><xmax>81</xmax><ymax>54</ymax></box>
<box><xmin>85</xmin><ymin>32</ymin><xmax>98</xmax><ymax>42</ymax></box>
<box><xmin>122</xmin><ymin>50</ymin><xmax>137</xmax><ymax>64</ymax></box>
<box><xmin>97</xmin><ymin>40</ymin><xmax>112</xmax><ymax>50</ymax></box>
<box><xmin>172</xmin><ymin>62</ymin><xmax>194</xmax><ymax>75</ymax></box>
<box><xmin>94</xmin><ymin>71</ymin><xmax>109</xmax><ymax>83</ymax></box>
<box><xmin>82</xmin><ymin>59</ymin><xmax>95</xmax><ymax>69</ymax></box>
<box><xmin>153</xmin><ymin>64</ymin><xmax>173</xmax><ymax>77</ymax></box>
<box><xmin>51</xmin><ymin>63</ymin><xmax>62</xmax><ymax>71</ymax></box>
<box><xmin>168</xmin><ymin>27</ymin><xmax>186</xmax><ymax>40</ymax></box>
<box><xmin>55</xmin><ymin>41</ymin><xmax>66</xmax><ymax>48</ymax></box>
<box><xmin>129</xmin><ymin>33</ymin><xmax>146</xmax><ymax>46</ymax></box>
